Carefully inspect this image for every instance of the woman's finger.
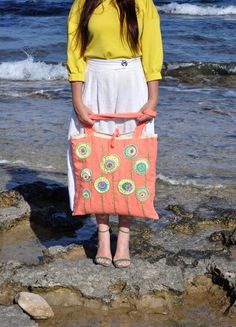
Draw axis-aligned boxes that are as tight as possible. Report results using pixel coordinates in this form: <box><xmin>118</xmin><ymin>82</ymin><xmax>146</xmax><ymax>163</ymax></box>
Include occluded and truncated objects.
<box><xmin>137</xmin><ymin>114</ymin><xmax>152</xmax><ymax>123</ymax></box>
<box><xmin>82</xmin><ymin>117</ymin><xmax>95</xmax><ymax>126</ymax></box>
<box><xmin>75</xmin><ymin>112</ymin><xmax>94</xmax><ymax>126</ymax></box>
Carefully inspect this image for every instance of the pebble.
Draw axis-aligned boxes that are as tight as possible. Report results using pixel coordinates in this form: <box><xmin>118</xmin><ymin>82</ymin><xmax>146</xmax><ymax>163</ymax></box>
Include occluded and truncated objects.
<box><xmin>15</xmin><ymin>292</ymin><xmax>54</xmax><ymax>320</ymax></box>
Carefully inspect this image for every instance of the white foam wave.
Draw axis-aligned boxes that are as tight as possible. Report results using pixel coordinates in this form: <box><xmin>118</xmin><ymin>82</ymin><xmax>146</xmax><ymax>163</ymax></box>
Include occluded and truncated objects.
<box><xmin>0</xmin><ymin>89</ymin><xmax>63</xmax><ymax>99</ymax></box>
<box><xmin>0</xmin><ymin>159</ymin><xmax>54</xmax><ymax>169</ymax></box>
<box><xmin>0</xmin><ymin>56</ymin><xmax>67</xmax><ymax>81</ymax></box>
<box><xmin>157</xmin><ymin>173</ymin><xmax>224</xmax><ymax>189</ymax></box>
<box><xmin>157</xmin><ymin>3</ymin><xmax>236</xmax><ymax>16</ymax></box>
<box><xmin>167</xmin><ymin>62</ymin><xmax>195</xmax><ymax>70</ymax></box>
<box><xmin>229</xmin><ymin>66</ymin><xmax>236</xmax><ymax>73</ymax></box>
<box><xmin>0</xmin><ymin>89</ymin><xmax>45</xmax><ymax>98</ymax></box>
<box><xmin>0</xmin><ymin>159</ymin><xmax>28</xmax><ymax>165</ymax></box>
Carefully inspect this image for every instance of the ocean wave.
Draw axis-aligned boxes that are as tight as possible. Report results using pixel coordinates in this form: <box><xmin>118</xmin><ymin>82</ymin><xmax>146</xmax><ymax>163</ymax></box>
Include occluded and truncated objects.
<box><xmin>0</xmin><ymin>0</ymin><xmax>70</xmax><ymax>17</ymax></box>
<box><xmin>157</xmin><ymin>173</ymin><xmax>225</xmax><ymax>189</ymax></box>
<box><xmin>0</xmin><ymin>159</ymin><xmax>54</xmax><ymax>169</ymax></box>
<box><xmin>1</xmin><ymin>57</ymin><xmax>235</xmax><ymax>86</ymax></box>
<box><xmin>0</xmin><ymin>88</ymin><xmax>65</xmax><ymax>99</ymax></box>
<box><xmin>157</xmin><ymin>3</ymin><xmax>236</xmax><ymax>16</ymax></box>
<box><xmin>0</xmin><ymin>56</ymin><xmax>67</xmax><ymax>81</ymax></box>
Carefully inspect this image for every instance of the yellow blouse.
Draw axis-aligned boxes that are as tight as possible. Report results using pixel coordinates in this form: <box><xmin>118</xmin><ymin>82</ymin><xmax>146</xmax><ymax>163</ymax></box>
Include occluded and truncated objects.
<box><xmin>66</xmin><ymin>0</ymin><xmax>163</xmax><ymax>82</ymax></box>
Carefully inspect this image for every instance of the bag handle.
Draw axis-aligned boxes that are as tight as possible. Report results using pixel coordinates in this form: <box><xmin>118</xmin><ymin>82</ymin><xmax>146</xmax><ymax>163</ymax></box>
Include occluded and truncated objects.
<box><xmin>84</xmin><ymin>108</ymin><xmax>156</xmax><ymax>145</ymax></box>
<box><xmin>88</xmin><ymin>108</ymin><xmax>156</xmax><ymax>120</ymax></box>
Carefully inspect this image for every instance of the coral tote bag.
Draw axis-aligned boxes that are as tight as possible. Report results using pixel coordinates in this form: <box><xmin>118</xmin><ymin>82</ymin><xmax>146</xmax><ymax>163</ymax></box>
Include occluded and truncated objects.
<box><xmin>70</xmin><ymin>108</ymin><xmax>159</xmax><ymax>219</ymax></box>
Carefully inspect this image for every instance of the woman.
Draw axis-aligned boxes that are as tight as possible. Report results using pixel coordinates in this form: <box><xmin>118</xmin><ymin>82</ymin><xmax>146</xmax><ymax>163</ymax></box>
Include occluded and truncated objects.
<box><xmin>66</xmin><ymin>0</ymin><xmax>163</xmax><ymax>268</ymax></box>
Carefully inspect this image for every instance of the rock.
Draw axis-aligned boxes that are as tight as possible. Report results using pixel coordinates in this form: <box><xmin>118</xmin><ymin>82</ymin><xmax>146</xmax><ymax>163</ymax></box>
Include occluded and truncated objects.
<box><xmin>15</xmin><ymin>292</ymin><xmax>54</xmax><ymax>320</ymax></box>
<box><xmin>207</xmin><ymin>256</ymin><xmax>236</xmax><ymax>290</ymax></box>
<box><xmin>43</xmin><ymin>243</ymin><xmax>86</xmax><ymax>260</ymax></box>
<box><xmin>0</xmin><ymin>305</ymin><xmax>38</xmax><ymax>327</ymax></box>
<box><xmin>11</xmin><ymin>257</ymin><xmax>185</xmax><ymax>301</ymax></box>
<box><xmin>0</xmin><ymin>190</ymin><xmax>21</xmax><ymax>208</ymax></box>
<box><xmin>167</xmin><ymin>205</ymin><xmax>236</xmax><ymax>233</ymax></box>
<box><xmin>167</xmin><ymin>204</ymin><xmax>194</xmax><ymax>219</ymax></box>
<box><xmin>0</xmin><ymin>252</ymin><xmax>234</xmax><ymax>314</ymax></box>
<box><xmin>0</xmin><ymin>182</ymin><xmax>88</xmax><ymax>231</ymax></box>
<box><xmin>209</xmin><ymin>228</ymin><xmax>236</xmax><ymax>248</ymax></box>
<box><xmin>0</xmin><ymin>261</ymin><xmax>23</xmax><ymax>305</ymax></box>
<box><xmin>0</xmin><ymin>180</ymin><xmax>236</xmax><ymax>324</ymax></box>
<box><xmin>164</xmin><ymin>62</ymin><xmax>236</xmax><ymax>88</ymax></box>
<box><xmin>0</xmin><ymin>190</ymin><xmax>30</xmax><ymax>231</ymax></box>
<box><xmin>13</xmin><ymin>181</ymin><xmax>87</xmax><ymax>228</ymax></box>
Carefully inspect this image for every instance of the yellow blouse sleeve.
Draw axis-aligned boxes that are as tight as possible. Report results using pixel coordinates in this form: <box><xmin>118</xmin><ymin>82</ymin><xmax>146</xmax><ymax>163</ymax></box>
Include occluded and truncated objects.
<box><xmin>66</xmin><ymin>0</ymin><xmax>87</xmax><ymax>82</ymax></box>
<box><xmin>140</xmin><ymin>0</ymin><xmax>163</xmax><ymax>81</ymax></box>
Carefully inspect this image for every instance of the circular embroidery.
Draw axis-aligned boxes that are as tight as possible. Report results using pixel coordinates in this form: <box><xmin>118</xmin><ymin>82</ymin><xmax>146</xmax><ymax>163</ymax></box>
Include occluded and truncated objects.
<box><xmin>75</xmin><ymin>142</ymin><xmax>91</xmax><ymax>159</ymax></box>
<box><xmin>100</xmin><ymin>155</ymin><xmax>120</xmax><ymax>174</ymax></box>
<box><xmin>118</xmin><ymin>179</ymin><xmax>135</xmax><ymax>195</ymax></box>
<box><xmin>94</xmin><ymin>177</ymin><xmax>110</xmax><ymax>193</ymax></box>
<box><xmin>124</xmin><ymin>144</ymin><xmax>138</xmax><ymax>159</ymax></box>
<box><xmin>134</xmin><ymin>159</ymin><xmax>149</xmax><ymax>175</ymax></box>
<box><xmin>136</xmin><ymin>187</ymin><xmax>149</xmax><ymax>202</ymax></box>
<box><xmin>80</xmin><ymin>168</ymin><xmax>92</xmax><ymax>182</ymax></box>
<box><xmin>82</xmin><ymin>189</ymin><xmax>91</xmax><ymax>199</ymax></box>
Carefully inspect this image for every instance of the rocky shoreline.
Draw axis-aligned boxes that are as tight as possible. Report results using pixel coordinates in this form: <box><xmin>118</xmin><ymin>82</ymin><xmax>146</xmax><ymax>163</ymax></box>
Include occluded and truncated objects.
<box><xmin>0</xmin><ymin>181</ymin><xmax>236</xmax><ymax>326</ymax></box>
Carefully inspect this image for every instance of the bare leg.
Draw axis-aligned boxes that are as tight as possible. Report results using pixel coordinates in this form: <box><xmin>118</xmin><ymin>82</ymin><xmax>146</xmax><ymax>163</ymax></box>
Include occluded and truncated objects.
<box><xmin>113</xmin><ymin>215</ymin><xmax>131</xmax><ymax>267</ymax></box>
<box><xmin>95</xmin><ymin>214</ymin><xmax>112</xmax><ymax>265</ymax></box>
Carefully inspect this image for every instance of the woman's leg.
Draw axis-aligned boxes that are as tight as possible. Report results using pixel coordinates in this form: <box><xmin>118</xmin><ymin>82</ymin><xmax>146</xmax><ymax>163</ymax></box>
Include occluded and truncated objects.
<box><xmin>113</xmin><ymin>215</ymin><xmax>131</xmax><ymax>267</ymax></box>
<box><xmin>95</xmin><ymin>214</ymin><xmax>112</xmax><ymax>264</ymax></box>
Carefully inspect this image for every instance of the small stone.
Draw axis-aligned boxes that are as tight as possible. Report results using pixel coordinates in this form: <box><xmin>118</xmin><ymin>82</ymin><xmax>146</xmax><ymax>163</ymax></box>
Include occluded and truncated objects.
<box><xmin>15</xmin><ymin>292</ymin><xmax>54</xmax><ymax>320</ymax></box>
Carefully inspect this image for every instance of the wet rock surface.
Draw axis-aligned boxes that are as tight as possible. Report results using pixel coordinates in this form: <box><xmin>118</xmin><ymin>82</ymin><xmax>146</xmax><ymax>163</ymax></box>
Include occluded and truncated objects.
<box><xmin>163</xmin><ymin>62</ymin><xmax>236</xmax><ymax>88</ymax></box>
<box><xmin>0</xmin><ymin>305</ymin><xmax>38</xmax><ymax>327</ymax></box>
<box><xmin>0</xmin><ymin>181</ymin><xmax>236</xmax><ymax>326</ymax></box>
<box><xmin>0</xmin><ymin>190</ymin><xmax>30</xmax><ymax>231</ymax></box>
<box><xmin>10</xmin><ymin>181</ymin><xmax>87</xmax><ymax>229</ymax></box>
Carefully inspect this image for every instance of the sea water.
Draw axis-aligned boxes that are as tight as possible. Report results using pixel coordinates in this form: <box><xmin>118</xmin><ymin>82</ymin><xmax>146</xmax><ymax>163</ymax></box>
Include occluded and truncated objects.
<box><xmin>0</xmin><ymin>0</ymin><xmax>235</xmax><ymax>191</ymax></box>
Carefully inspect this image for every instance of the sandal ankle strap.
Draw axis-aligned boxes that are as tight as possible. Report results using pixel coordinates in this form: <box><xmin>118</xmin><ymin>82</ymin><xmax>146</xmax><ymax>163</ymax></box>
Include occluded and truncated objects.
<box><xmin>119</xmin><ymin>227</ymin><xmax>130</xmax><ymax>233</ymax></box>
<box><xmin>98</xmin><ymin>226</ymin><xmax>110</xmax><ymax>233</ymax></box>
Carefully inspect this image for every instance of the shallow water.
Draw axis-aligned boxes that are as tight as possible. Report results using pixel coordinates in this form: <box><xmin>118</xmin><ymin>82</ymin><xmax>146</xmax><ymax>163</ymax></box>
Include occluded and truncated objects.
<box><xmin>37</xmin><ymin>304</ymin><xmax>235</xmax><ymax>327</ymax></box>
<box><xmin>0</xmin><ymin>81</ymin><xmax>235</xmax><ymax>191</ymax></box>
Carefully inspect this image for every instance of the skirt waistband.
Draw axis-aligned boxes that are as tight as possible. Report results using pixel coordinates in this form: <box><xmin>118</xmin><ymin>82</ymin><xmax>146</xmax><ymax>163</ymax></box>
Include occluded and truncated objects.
<box><xmin>86</xmin><ymin>56</ymin><xmax>142</xmax><ymax>71</ymax></box>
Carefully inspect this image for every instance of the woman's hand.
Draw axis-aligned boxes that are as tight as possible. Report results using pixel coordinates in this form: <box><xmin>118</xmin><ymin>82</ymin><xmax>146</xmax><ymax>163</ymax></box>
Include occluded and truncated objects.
<box><xmin>73</xmin><ymin>103</ymin><xmax>95</xmax><ymax>126</ymax></box>
<box><xmin>136</xmin><ymin>80</ymin><xmax>159</xmax><ymax>123</ymax></box>
<box><xmin>136</xmin><ymin>100</ymin><xmax>157</xmax><ymax>123</ymax></box>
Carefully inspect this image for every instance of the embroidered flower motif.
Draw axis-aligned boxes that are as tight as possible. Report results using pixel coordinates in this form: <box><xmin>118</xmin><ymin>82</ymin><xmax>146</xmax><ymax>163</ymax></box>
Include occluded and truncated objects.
<box><xmin>136</xmin><ymin>187</ymin><xmax>149</xmax><ymax>202</ymax></box>
<box><xmin>124</xmin><ymin>144</ymin><xmax>138</xmax><ymax>159</ymax></box>
<box><xmin>133</xmin><ymin>159</ymin><xmax>149</xmax><ymax>175</ymax></box>
<box><xmin>118</xmin><ymin>179</ymin><xmax>135</xmax><ymax>195</ymax></box>
<box><xmin>80</xmin><ymin>168</ymin><xmax>92</xmax><ymax>182</ymax></box>
<box><xmin>100</xmin><ymin>155</ymin><xmax>120</xmax><ymax>174</ymax></box>
<box><xmin>75</xmin><ymin>142</ymin><xmax>91</xmax><ymax>159</ymax></box>
<box><xmin>82</xmin><ymin>189</ymin><xmax>91</xmax><ymax>199</ymax></box>
<box><xmin>94</xmin><ymin>177</ymin><xmax>110</xmax><ymax>193</ymax></box>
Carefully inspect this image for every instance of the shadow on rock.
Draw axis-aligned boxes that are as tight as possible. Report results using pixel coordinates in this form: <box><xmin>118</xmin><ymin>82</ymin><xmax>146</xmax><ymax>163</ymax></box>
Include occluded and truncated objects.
<box><xmin>0</xmin><ymin>165</ymin><xmax>99</xmax><ymax>261</ymax></box>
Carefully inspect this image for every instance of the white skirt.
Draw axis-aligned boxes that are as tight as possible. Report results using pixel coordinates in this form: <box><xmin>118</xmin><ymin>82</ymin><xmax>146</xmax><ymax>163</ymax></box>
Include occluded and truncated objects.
<box><xmin>67</xmin><ymin>56</ymin><xmax>155</xmax><ymax>211</ymax></box>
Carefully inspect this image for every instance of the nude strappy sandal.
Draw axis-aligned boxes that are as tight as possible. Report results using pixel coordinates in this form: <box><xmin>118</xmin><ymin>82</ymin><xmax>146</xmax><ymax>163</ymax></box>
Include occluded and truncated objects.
<box><xmin>94</xmin><ymin>227</ymin><xmax>112</xmax><ymax>267</ymax></box>
<box><xmin>113</xmin><ymin>227</ymin><xmax>131</xmax><ymax>269</ymax></box>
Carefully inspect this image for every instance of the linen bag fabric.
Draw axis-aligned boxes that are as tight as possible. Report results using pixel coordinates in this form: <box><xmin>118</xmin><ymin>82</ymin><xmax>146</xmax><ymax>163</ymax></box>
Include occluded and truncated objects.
<box><xmin>70</xmin><ymin>110</ymin><xmax>158</xmax><ymax>219</ymax></box>
<box><xmin>67</xmin><ymin>57</ymin><xmax>158</xmax><ymax>218</ymax></box>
